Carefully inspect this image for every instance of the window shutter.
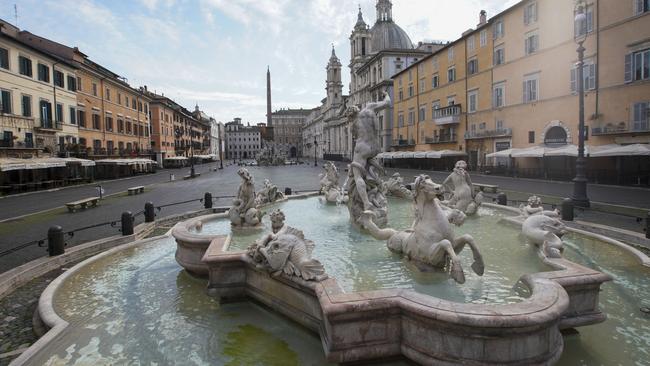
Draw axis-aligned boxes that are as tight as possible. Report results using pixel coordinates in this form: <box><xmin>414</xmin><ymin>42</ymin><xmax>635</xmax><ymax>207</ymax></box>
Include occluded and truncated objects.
<box><xmin>570</xmin><ymin>67</ymin><xmax>577</xmax><ymax>92</ymax></box>
<box><xmin>524</xmin><ymin>6</ymin><xmax>529</xmax><ymax>24</ymax></box>
<box><xmin>533</xmin><ymin>3</ymin><xmax>538</xmax><ymax>22</ymax></box>
<box><xmin>523</xmin><ymin>81</ymin><xmax>529</xmax><ymax>102</ymax></box>
<box><xmin>589</xmin><ymin>64</ymin><xmax>596</xmax><ymax>90</ymax></box>
<box><xmin>635</xmin><ymin>0</ymin><xmax>643</xmax><ymax>15</ymax></box>
<box><xmin>533</xmin><ymin>35</ymin><xmax>539</xmax><ymax>52</ymax></box>
<box><xmin>624</xmin><ymin>54</ymin><xmax>633</xmax><ymax>82</ymax></box>
<box><xmin>525</xmin><ymin>38</ymin><xmax>529</xmax><ymax>54</ymax></box>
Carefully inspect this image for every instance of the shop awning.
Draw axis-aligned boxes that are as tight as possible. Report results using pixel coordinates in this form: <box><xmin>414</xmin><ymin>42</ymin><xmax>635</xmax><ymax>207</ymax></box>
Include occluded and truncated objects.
<box><xmin>511</xmin><ymin>146</ymin><xmax>546</xmax><ymax>158</ymax></box>
<box><xmin>486</xmin><ymin>148</ymin><xmax>518</xmax><ymax>158</ymax></box>
<box><xmin>163</xmin><ymin>156</ymin><xmax>188</xmax><ymax>161</ymax></box>
<box><xmin>413</xmin><ymin>151</ymin><xmax>428</xmax><ymax>159</ymax></box>
<box><xmin>0</xmin><ymin>157</ymin><xmax>88</xmax><ymax>172</ymax></box>
<box><xmin>95</xmin><ymin>158</ymin><xmax>157</xmax><ymax>166</ymax></box>
<box><xmin>590</xmin><ymin>143</ymin><xmax>650</xmax><ymax>157</ymax></box>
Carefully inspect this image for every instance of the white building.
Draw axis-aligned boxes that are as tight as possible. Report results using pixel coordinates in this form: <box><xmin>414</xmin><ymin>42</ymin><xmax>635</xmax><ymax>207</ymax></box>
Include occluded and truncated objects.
<box><xmin>302</xmin><ymin>107</ymin><xmax>323</xmax><ymax>159</ymax></box>
<box><xmin>225</xmin><ymin>118</ymin><xmax>261</xmax><ymax>160</ymax></box>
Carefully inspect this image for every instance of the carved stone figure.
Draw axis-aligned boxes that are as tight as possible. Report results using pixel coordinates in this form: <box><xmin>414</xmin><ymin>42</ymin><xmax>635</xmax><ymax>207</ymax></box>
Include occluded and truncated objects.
<box><xmin>255</xmin><ymin>179</ymin><xmax>285</xmax><ymax>205</ymax></box>
<box><xmin>359</xmin><ymin>175</ymin><xmax>484</xmax><ymax>284</ymax></box>
<box><xmin>441</xmin><ymin>160</ymin><xmax>482</xmax><ymax>215</ymax></box>
<box><xmin>522</xmin><ymin>215</ymin><xmax>566</xmax><ymax>258</ymax></box>
<box><xmin>228</xmin><ymin>168</ymin><xmax>263</xmax><ymax>227</ymax></box>
<box><xmin>247</xmin><ymin>210</ymin><xmax>327</xmax><ymax>281</ymax></box>
<box><xmin>346</xmin><ymin>93</ymin><xmax>391</xmax><ymax>227</ymax></box>
<box><xmin>319</xmin><ymin>162</ymin><xmax>348</xmax><ymax>204</ymax></box>
<box><xmin>519</xmin><ymin>195</ymin><xmax>560</xmax><ymax>218</ymax></box>
<box><xmin>385</xmin><ymin>172</ymin><xmax>413</xmax><ymax>200</ymax></box>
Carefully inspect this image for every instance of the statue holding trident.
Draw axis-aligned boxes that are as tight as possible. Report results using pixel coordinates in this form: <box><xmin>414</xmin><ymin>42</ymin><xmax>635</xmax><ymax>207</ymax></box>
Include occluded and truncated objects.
<box><xmin>346</xmin><ymin>92</ymin><xmax>391</xmax><ymax>228</ymax></box>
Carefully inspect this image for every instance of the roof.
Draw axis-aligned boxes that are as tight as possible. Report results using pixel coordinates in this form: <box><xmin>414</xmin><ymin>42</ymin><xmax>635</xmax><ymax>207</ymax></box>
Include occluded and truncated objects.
<box><xmin>0</xmin><ymin>29</ymin><xmax>77</xmax><ymax>70</ymax></box>
<box><xmin>271</xmin><ymin>108</ymin><xmax>312</xmax><ymax>116</ymax></box>
<box><xmin>370</xmin><ymin>20</ymin><xmax>413</xmax><ymax>52</ymax></box>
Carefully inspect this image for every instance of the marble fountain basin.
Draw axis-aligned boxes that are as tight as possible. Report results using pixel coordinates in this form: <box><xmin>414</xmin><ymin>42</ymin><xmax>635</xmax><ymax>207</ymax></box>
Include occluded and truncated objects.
<box><xmin>172</xmin><ymin>195</ymin><xmax>613</xmax><ymax>365</ymax></box>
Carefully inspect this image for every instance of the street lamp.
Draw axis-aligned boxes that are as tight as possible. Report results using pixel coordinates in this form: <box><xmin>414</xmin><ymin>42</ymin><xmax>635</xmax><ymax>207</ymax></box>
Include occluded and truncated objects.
<box><xmin>313</xmin><ymin>138</ymin><xmax>318</xmax><ymax>167</ymax></box>
<box><xmin>571</xmin><ymin>0</ymin><xmax>590</xmax><ymax>207</ymax></box>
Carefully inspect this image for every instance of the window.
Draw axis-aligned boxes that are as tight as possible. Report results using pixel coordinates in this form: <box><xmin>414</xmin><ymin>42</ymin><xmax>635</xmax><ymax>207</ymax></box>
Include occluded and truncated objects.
<box><xmin>76</xmin><ymin>77</ymin><xmax>82</xmax><ymax>92</ymax></box>
<box><xmin>22</xmin><ymin>95</ymin><xmax>31</xmax><ymax>117</ymax></box>
<box><xmin>431</xmin><ymin>101</ymin><xmax>441</xmax><ymax>116</ymax></box>
<box><xmin>67</xmin><ymin>75</ymin><xmax>76</xmax><ymax>91</ymax></box>
<box><xmin>408</xmin><ymin>109</ymin><xmax>415</xmax><ymax>125</ymax></box>
<box><xmin>524</xmin><ymin>2</ymin><xmax>538</xmax><ymax>25</ymax></box>
<box><xmin>56</xmin><ymin>103</ymin><xmax>63</xmax><ymax>122</ymax></box>
<box><xmin>523</xmin><ymin>75</ymin><xmax>539</xmax><ymax>103</ymax></box>
<box><xmin>419</xmin><ymin>105</ymin><xmax>426</xmax><ymax>121</ymax></box>
<box><xmin>106</xmin><ymin>116</ymin><xmax>113</xmax><ymax>131</ymax></box>
<box><xmin>132</xmin><ymin>99</ymin><xmax>136</xmax><ymax>109</ymax></box>
<box><xmin>118</xmin><ymin>119</ymin><xmax>124</xmax><ymax>133</ymax></box>
<box><xmin>468</xmin><ymin>58</ymin><xmax>479</xmax><ymax>75</ymax></box>
<box><xmin>0</xmin><ymin>47</ymin><xmax>8</xmax><ymax>69</ymax></box>
<box><xmin>479</xmin><ymin>122</ymin><xmax>486</xmax><ymax>130</ymax></box>
<box><xmin>448</xmin><ymin>46</ymin><xmax>454</xmax><ymax>61</ymax></box>
<box><xmin>19</xmin><ymin>56</ymin><xmax>32</xmax><ymax>77</ymax></box>
<box><xmin>494</xmin><ymin>47</ymin><xmax>505</xmax><ymax>65</ymax></box>
<box><xmin>419</xmin><ymin>78</ymin><xmax>426</xmax><ymax>93</ymax></box>
<box><xmin>493</xmin><ymin>20</ymin><xmax>504</xmax><ymax>39</ymax></box>
<box><xmin>626</xmin><ymin>49</ymin><xmax>650</xmax><ymax>82</ymax></box>
<box><xmin>127</xmin><ymin>121</ymin><xmax>132</xmax><ymax>134</ymax></box>
<box><xmin>634</xmin><ymin>0</ymin><xmax>649</xmax><ymax>15</ymax></box>
<box><xmin>39</xmin><ymin>100</ymin><xmax>52</xmax><ymax>127</ymax></box>
<box><xmin>37</xmin><ymin>63</ymin><xmax>50</xmax><ymax>82</ymax></box>
<box><xmin>432</xmin><ymin>74</ymin><xmax>439</xmax><ymax>88</ymax></box>
<box><xmin>447</xmin><ymin>67</ymin><xmax>456</xmax><ymax>82</ymax></box>
<box><xmin>78</xmin><ymin>110</ymin><xmax>86</xmax><ymax>127</ymax></box>
<box><xmin>408</xmin><ymin>85</ymin><xmax>414</xmax><ymax>97</ymax></box>
<box><xmin>106</xmin><ymin>88</ymin><xmax>111</xmax><ymax>101</ymax></box>
<box><xmin>0</xmin><ymin>90</ymin><xmax>12</xmax><ymax>114</ymax></box>
<box><xmin>480</xmin><ymin>30</ymin><xmax>487</xmax><ymax>47</ymax></box>
<box><xmin>525</xmin><ymin>34</ymin><xmax>539</xmax><ymax>55</ymax></box>
<box><xmin>468</xmin><ymin>36</ymin><xmax>475</xmax><ymax>52</ymax></box>
<box><xmin>528</xmin><ymin>131</ymin><xmax>535</xmax><ymax>143</ymax></box>
<box><xmin>92</xmin><ymin>83</ymin><xmax>98</xmax><ymax>96</ymax></box>
<box><xmin>575</xmin><ymin>5</ymin><xmax>594</xmax><ymax>37</ymax></box>
<box><xmin>432</xmin><ymin>56</ymin><xmax>438</xmax><ymax>69</ymax></box>
<box><xmin>69</xmin><ymin>107</ymin><xmax>76</xmax><ymax>124</ymax></box>
<box><xmin>632</xmin><ymin>102</ymin><xmax>649</xmax><ymax>131</ymax></box>
<box><xmin>408</xmin><ymin>69</ymin><xmax>413</xmax><ymax>82</ymax></box>
<box><xmin>571</xmin><ymin>62</ymin><xmax>597</xmax><ymax>92</ymax></box>
<box><xmin>92</xmin><ymin>113</ymin><xmax>101</xmax><ymax>129</ymax></box>
<box><xmin>118</xmin><ymin>93</ymin><xmax>122</xmax><ymax>104</ymax></box>
<box><xmin>447</xmin><ymin>96</ymin><xmax>456</xmax><ymax>106</ymax></box>
<box><xmin>493</xmin><ymin>83</ymin><xmax>505</xmax><ymax>108</ymax></box>
<box><xmin>54</xmin><ymin>70</ymin><xmax>64</xmax><ymax>87</ymax></box>
<box><xmin>468</xmin><ymin>90</ymin><xmax>478</xmax><ymax>113</ymax></box>
<box><xmin>496</xmin><ymin>120</ymin><xmax>504</xmax><ymax>130</ymax></box>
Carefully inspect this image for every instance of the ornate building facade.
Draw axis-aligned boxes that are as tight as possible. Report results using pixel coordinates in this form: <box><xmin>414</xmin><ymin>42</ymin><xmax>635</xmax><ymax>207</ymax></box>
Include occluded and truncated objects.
<box><xmin>270</xmin><ymin>108</ymin><xmax>310</xmax><ymax>158</ymax></box>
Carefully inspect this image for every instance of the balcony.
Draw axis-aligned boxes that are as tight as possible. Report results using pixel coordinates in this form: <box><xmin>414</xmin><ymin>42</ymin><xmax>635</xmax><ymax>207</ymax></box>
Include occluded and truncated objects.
<box><xmin>591</xmin><ymin>121</ymin><xmax>650</xmax><ymax>136</ymax></box>
<box><xmin>35</xmin><ymin>120</ymin><xmax>62</xmax><ymax>132</ymax></box>
<box><xmin>391</xmin><ymin>139</ymin><xmax>416</xmax><ymax>147</ymax></box>
<box><xmin>464</xmin><ymin>128</ymin><xmax>513</xmax><ymax>140</ymax></box>
<box><xmin>433</xmin><ymin>105</ymin><xmax>462</xmax><ymax>125</ymax></box>
<box><xmin>425</xmin><ymin>133</ymin><xmax>457</xmax><ymax>144</ymax></box>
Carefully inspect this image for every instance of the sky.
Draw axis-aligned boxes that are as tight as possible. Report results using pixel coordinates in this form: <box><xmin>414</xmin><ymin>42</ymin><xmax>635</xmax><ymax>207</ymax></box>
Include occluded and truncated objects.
<box><xmin>2</xmin><ymin>0</ymin><xmax>518</xmax><ymax>124</ymax></box>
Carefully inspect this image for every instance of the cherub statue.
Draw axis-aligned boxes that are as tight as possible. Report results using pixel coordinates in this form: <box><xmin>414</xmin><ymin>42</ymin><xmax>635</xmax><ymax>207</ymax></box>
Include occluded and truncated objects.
<box><xmin>255</xmin><ymin>179</ymin><xmax>284</xmax><ymax>205</ymax></box>
<box><xmin>519</xmin><ymin>195</ymin><xmax>560</xmax><ymax>218</ymax></box>
<box><xmin>346</xmin><ymin>92</ymin><xmax>391</xmax><ymax>227</ymax></box>
<box><xmin>247</xmin><ymin>210</ymin><xmax>327</xmax><ymax>281</ymax></box>
<box><xmin>319</xmin><ymin>162</ymin><xmax>348</xmax><ymax>204</ymax></box>
<box><xmin>385</xmin><ymin>172</ymin><xmax>413</xmax><ymax>200</ymax></box>
<box><xmin>228</xmin><ymin>168</ymin><xmax>263</xmax><ymax>227</ymax></box>
<box><xmin>441</xmin><ymin>160</ymin><xmax>483</xmax><ymax>215</ymax></box>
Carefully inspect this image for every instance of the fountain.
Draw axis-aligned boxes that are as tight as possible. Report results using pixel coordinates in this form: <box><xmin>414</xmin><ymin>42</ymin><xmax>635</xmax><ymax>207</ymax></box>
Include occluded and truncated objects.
<box><xmin>385</xmin><ymin>172</ymin><xmax>413</xmax><ymax>200</ymax></box>
<box><xmin>441</xmin><ymin>160</ymin><xmax>483</xmax><ymax>215</ymax></box>
<box><xmin>318</xmin><ymin>162</ymin><xmax>347</xmax><ymax>204</ymax></box>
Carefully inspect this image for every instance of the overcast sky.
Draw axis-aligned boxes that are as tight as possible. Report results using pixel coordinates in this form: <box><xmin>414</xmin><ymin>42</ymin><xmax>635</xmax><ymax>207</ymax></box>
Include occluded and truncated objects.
<box><xmin>3</xmin><ymin>0</ymin><xmax>518</xmax><ymax>123</ymax></box>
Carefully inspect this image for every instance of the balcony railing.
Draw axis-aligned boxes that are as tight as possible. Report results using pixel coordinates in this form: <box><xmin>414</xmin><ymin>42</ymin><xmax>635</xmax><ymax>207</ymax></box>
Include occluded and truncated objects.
<box><xmin>433</xmin><ymin>105</ymin><xmax>462</xmax><ymax>125</ymax></box>
<box><xmin>35</xmin><ymin>120</ymin><xmax>63</xmax><ymax>131</ymax></box>
<box><xmin>391</xmin><ymin>139</ymin><xmax>416</xmax><ymax>147</ymax></box>
<box><xmin>592</xmin><ymin>121</ymin><xmax>650</xmax><ymax>135</ymax></box>
<box><xmin>425</xmin><ymin>133</ymin><xmax>457</xmax><ymax>144</ymax></box>
<box><xmin>464</xmin><ymin>128</ymin><xmax>513</xmax><ymax>140</ymax></box>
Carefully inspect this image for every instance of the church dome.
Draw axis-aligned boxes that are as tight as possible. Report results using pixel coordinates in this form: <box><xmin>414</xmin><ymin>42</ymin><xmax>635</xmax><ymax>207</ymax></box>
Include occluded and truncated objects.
<box><xmin>370</xmin><ymin>21</ymin><xmax>414</xmax><ymax>52</ymax></box>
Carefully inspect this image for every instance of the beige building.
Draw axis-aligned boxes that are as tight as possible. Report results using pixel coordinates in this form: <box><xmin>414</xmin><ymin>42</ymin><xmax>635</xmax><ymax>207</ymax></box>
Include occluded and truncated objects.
<box><xmin>1</xmin><ymin>20</ymin><xmax>78</xmax><ymax>154</ymax></box>
<box><xmin>391</xmin><ymin>0</ymin><xmax>650</xmax><ymax>181</ymax></box>
<box><xmin>271</xmin><ymin>108</ymin><xmax>310</xmax><ymax>158</ymax></box>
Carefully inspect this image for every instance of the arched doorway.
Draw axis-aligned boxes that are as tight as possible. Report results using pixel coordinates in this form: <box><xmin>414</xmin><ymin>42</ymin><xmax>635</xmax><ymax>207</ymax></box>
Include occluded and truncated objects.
<box><xmin>290</xmin><ymin>146</ymin><xmax>297</xmax><ymax>158</ymax></box>
<box><xmin>544</xmin><ymin>126</ymin><xmax>568</xmax><ymax>145</ymax></box>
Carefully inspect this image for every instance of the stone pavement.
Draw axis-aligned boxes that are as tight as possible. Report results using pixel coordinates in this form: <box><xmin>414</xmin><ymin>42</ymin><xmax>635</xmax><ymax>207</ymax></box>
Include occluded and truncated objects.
<box><xmin>0</xmin><ymin>160</ymin><xmax>648</xmax><ymax>274</ymax></box>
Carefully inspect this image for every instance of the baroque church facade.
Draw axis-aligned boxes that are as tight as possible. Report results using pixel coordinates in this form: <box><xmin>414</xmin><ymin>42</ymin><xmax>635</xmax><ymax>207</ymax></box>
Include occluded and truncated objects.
<box><xmin>304</xmin><ymin>0</ymin><xmax>443</xmax><ymax>161</ymax></box>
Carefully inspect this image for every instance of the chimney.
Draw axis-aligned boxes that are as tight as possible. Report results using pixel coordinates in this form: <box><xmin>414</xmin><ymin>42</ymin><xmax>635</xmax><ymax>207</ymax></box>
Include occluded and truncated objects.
<box><xmin>479</xmin><ymin>10</ymin><xmax>487</xmax><ymax>26</ymax></box>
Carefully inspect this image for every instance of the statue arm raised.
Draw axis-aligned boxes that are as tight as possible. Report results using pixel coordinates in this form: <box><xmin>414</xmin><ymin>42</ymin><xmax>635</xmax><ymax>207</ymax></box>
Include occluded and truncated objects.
<box><xmin>364</xmin><ymin>92</ymin><xmax>391</xmax><ymax>112</ymax></box>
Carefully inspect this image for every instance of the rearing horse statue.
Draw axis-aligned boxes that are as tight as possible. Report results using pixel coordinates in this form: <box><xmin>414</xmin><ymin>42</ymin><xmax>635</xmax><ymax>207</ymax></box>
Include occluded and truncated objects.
<box><xmin>359</xmin><ymin>175</ymin><xmax>484</xmax><ymax>284</ymax></box>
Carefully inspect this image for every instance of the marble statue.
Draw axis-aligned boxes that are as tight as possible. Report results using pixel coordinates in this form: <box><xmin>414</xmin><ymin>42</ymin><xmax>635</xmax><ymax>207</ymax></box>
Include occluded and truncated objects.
<box><xmin>319</xmin><ymin>162</ymin><xmax>348</xmax><ymax>204</ymax></box>
<box><xmin>346</xmin><ymin>93</ymin><xmax>391</xmax><ymax>227</ymax></box>
<box><xmin>522</xmin><ymin>214</ymin><xmax>566</xmax><ymax>258</ymax></box>
<box><xmin>359</xmin><ymin>175</ymin><xmax>484</xmax><ymax>284</ymax></box>
<box><xmin>228</xmin><ymin>168</ymin><xmax>263</xmax><ymax>227</ymax></box>
<box><xmin>247</xmin><ymin>210</ymin><xmax>327</xmax><ymax>281</ymax></box>
<box><xmin>385</xmin><ymin>172</ymin><xmax>413</xmax><ymax>200</ymax></box>
<box><xmin>519</xmin><ymin>195</ymin><xmax>560</xmax><ymax>218</ymax></box>
<box><xmin>441</xmin><ymin>160</ymin><xmax>483</xmax><ymax>215</ymax></box>
<box><xmin>255</xmin><ymin>179</ymin><xmax>285</xmax><ymax>205</ymax></box>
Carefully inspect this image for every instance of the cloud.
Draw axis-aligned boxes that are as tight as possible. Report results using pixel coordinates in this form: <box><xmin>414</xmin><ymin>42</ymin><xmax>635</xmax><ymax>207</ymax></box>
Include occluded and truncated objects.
<box><xmin>140</xmin><ymin>0</ymin><xmax>158</xmax><ymax>11</ymax></box>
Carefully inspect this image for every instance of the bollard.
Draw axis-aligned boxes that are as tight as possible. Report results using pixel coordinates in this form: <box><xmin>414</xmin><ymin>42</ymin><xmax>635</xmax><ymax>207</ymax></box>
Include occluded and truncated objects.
<box><xmin>497</xmin><ymin>192</ymin><xmax>507</xmax><ymax>206</ymax></box>
<box><xmin>144</xmin><ymin>202</ymin><xmax>155</xmax><ymax>223</ymax></box>
<box><xmin>561</xmin><ymin>198</ymin><xmax>574</xmax><ymax>221</ymax></box>
<box><xmin>646</xmin><ymin>212</ymin><xmax>650</xmax><ymax>239</ymax></box>
<box><xmin>204</xmin><ymin>192</ymin><xmax>213</xmax><ymax>209</ymax></box>
<box><xmin>284</xmin><ymin>187</ymin><xmax>292</xmax><ymax>196</ymax></box>
<box><xmin>170</xmin><ymin>173</ymin><xmax>175</xmax><ymax>181</ymax></box>
<box><xmin>47</xmin><ymin>225</ymin><xmax>65</xmax><ymax>256</ymax></box>
<box><xmin>121</xmin><ymin>211</ymin><xmax>134</xmax><ymax>236</ymax></box>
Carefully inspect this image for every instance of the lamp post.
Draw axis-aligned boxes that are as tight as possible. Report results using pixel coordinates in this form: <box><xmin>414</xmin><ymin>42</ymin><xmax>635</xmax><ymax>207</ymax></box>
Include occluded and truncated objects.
<box><xmin>571</xmin><ymin>0</ymin><xmax>590</xmax><ymax>207</ymax></box>
<box><xmin>313</xmin><ymin>138</ymin><xmax>318</xmax><ymax>167</ymax></box>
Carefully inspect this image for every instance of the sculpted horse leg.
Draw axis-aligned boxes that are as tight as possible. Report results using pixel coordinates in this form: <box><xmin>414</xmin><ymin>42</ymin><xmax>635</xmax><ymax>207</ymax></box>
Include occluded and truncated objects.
<box><xmin>417</xmin><ymin>238</ymin><xmax>466</xmax><ymax>284</ymax></box>
<box><xmin>452</xmin><ymin>234</ymin><xmax>485</xmax><ymax>276</ymax></box>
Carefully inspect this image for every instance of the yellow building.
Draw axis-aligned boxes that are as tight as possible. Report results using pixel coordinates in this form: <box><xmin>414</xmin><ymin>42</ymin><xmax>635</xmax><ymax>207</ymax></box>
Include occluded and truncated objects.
<box><xmin>391</xmin><ymin>0</ymin><xmax>650</xmax><ymax>182</ymax></box>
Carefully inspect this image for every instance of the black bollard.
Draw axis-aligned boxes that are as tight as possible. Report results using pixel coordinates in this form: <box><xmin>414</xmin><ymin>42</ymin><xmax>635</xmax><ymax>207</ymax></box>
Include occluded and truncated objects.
<box><xmin>121</xmin><ymin>211</ymin><xmax>134</xmax><ymax>235</ymax></box>
<box><xmin>561</xmin><ymin>198</ymin><xmax>574</xmax><ymax>221</ymax></box>
<box><xmin>284</xmin><ymin>187</ymin><xmax>292</xmax><ymax>196</ymax></box>
<box><xmin>646</xmin><ymin>212</ymin><xmax>650</xmax><ymax>239</ymax></box>
<box><xmin>204</xmin><ymin>192</ymin><xmax>213</xmax><ymax>209</ymax></box>
<box><xmin>47</xmin><ymin>225</ymin><xmax>65</xmax><ymax>256</ymax></box>
<box><xmin>144</xmin><ymin>202</ymin><xmax>155</xmax><ymax>223</ymax></box>
<box><xmin>497</xmin><ymin>192</ymin><xmax>507</xmax><ymax>206</ymax></box>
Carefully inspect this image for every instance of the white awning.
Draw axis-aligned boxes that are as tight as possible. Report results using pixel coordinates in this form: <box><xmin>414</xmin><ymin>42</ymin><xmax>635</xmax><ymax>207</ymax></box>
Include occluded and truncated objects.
<box><xmin>543</xmin><ymin>144</ymin><xmax>589</xmax><ymax>157</ymax></box>
<box><xmin>396</xmin><ymin>152</ymin><xmax>415</xmax><ymax>159</ymax></box>
<box><xmin>439</xmin><ymin>150</ymin><xmax>468</xmax><ymax>157</ymax></box>
<box><xmin>590</xmin><ymin>143</ymin><xmax>650</xmax><ymax>157</ymax></box>
<box><xmin>0</xmin><ymin>158</ymin><xmax>69</xmax><ymax>172</ymax></box>
<box><xmin>376</xmin><ymin>152</ymin><xmax>391</xmax><ymax>159</ymax></box>
<box><xmin>511</xmin><ymin>146</ymin><xmax>546</xmax><ymax>158</ymax></box>
<box><xmin>96</xmin><ymin>158</ymin><xmax>157</xmax><ymax>166</ymax></box>
<box><xmin>413</xmin><ymin>151</ymin><xmax>428</xmax><ymax>158</ymax></box>
<box><xmin>164</xmin><ymin>156</ymin><xmax>188</xmax><ymax>161</ymax></box>
<box><xmin>486</xmin><ymin>148</ymin><xmax>518</xmax><ymax>158</ymax></box>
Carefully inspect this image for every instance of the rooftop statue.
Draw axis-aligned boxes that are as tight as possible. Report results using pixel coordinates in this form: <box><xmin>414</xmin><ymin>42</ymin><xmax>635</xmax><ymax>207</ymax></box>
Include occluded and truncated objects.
<box><xmin>228</xmin><ymin>168</ymin><xmax>263</xmax><ymax>227</ymax></box>
<box><xmin>385</xmin><ymin>172</ymin><xmax>413</xmax><ymax>200</ymax></box>
<box><xmin>319</xmin><ymin>162</ymin><xmax>348</xmax><ymax>204</ymax></box>
<box><xmin>255</xmin><ymin>179</ymin><xmax>285</xmax><ymax>205</ymax></box>
<box><xmin>441</xmin><ymin>160</ymin><xmax>483</xmax><ymax>215</ymax></box>
<box><xmin>247</xmin><ymin>210</ymin><xmax>327</xmax><ymax>281</ymax></box>
<box><xmin>359</xmin><ymin>175</ymin><xmax>484</xmax><ymax>284</ymax></box>
<box><xmin>522</xmin><ymin>214</ymin><xmax>566</xmax><ymax>258</ymax></box>
<box><xmin>347</xmin><ymin>92</ymin><xmax>391</xmax><ymax>227</ymax></box>
<box><xmin>519</xmin><ymin>195</ymin><xmax>560</xmax><ymax>218</ymax></box>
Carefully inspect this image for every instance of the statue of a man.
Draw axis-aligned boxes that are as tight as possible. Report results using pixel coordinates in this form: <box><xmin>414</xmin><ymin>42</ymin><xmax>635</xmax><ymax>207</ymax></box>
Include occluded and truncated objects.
<box><xmin>229</xmin><ymin>168</ymin><xmax>262</xmax><ymax>226</ymax></box>
<box><xmin>441</xmin><ymin>160</ymin><xmax>482</xmax><ymax>215</ymax></box>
